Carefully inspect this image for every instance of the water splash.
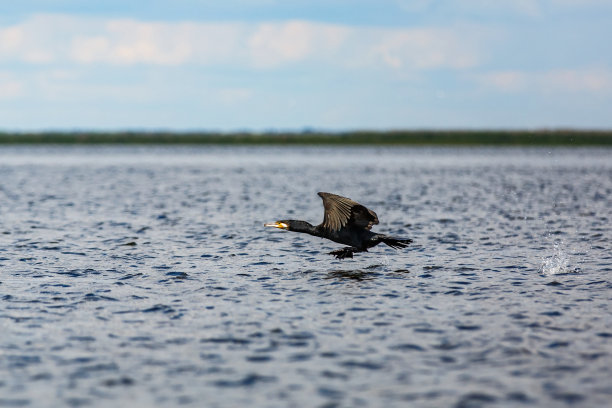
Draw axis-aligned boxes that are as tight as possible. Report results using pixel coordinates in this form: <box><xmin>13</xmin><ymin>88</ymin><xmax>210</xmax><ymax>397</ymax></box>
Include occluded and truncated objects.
<box><xmin>540</xmin><ymin>240</ymin><xmax>579</xmax><ymax>276</ymax></box>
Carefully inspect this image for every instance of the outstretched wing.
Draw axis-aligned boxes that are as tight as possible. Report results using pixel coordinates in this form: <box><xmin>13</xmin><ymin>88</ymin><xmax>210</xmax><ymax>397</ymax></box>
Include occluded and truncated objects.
<box><xmin>318</xmin><ymin>192</ymin><xmax>379</xmax><ymax>231</ymax></box>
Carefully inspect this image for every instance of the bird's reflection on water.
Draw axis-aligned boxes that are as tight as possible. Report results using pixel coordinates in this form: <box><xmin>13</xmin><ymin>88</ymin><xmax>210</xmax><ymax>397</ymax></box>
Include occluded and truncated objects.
<box><xmin>324</xmin><ymin>265</ymin><xmax>411</xmax><ymax>281</ymax></box>
<box><xmin>325</xmin><ymin>269</ymin><xmax>378</xmax><ymax>281</ymax></box>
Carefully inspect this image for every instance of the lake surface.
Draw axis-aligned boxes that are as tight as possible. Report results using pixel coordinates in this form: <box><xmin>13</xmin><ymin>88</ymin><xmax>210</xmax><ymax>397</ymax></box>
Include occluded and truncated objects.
<box><xmin>1</xmin><ymin>146</ymin><xmax>611</xmax><ymax>408</ymax></box>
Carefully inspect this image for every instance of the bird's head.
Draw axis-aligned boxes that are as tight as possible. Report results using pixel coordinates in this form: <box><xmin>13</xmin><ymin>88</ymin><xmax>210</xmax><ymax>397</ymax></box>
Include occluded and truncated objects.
<box><xmin>264</xmin><ymin>220</ymin><xmax>291</xmax><ymax>230</ymax></box>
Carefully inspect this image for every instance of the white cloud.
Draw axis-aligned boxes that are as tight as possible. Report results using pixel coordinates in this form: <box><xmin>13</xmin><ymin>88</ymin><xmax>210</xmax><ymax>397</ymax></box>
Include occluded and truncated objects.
<box><xmin>543</xmin><ymin>69</ymin><xmax>612</xmax><ymax>92</ymax></box>
<box><xmin>475</xmin><ymin>68</ymin><xmax>612</xmax><ymax>93</ymax></box>
<box><xmin>0</xmin><ymin>26</ymin><xmax>22</xmax><ymax>53</ymax></box>
<box><xmin>477</xmin><ymin>71</ymin><xmax>528</xmax><ymax>92</ymax></box>
<box><xmin>1</xmin><ymin>14</ymin><xmax>484</xmax><ymax>72</ymax></box>
<box><xmin>0</xmin><ymin>72</ymin><xmax>24</xmax><ymax>100</ymax></box>
<box><xmin>370</xmin><ymin>27</ymin><xmax>480</xmax><ymax>70</ymax></box>
<box><xmin>217</xmin><ymin>88</ymin><xmax>253</xmax><ymax>105</ymax></box>
<box><xmin>248</xmin><ymin>20</ymin><xmax>349</xmax><ymax>68</ymax></box>
<box><xmin>0</xmin><ymin>80</ymin><xmax>23</xmax><ymax>99</ymax></box>
<box><xmin>83</xmin><ymin>19</ymin><xmax>244</xmax><ymax>65</ymax></box>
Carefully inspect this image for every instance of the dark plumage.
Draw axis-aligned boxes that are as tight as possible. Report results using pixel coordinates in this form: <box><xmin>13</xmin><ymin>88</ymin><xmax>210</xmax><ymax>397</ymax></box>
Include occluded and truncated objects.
<box><xmin>265</xmin><ymin>192</ymin><xmax>413</xmax><ymax>259</ymax></box>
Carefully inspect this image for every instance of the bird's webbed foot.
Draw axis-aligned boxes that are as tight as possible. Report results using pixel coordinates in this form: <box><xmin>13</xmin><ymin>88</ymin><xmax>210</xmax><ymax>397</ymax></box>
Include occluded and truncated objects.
<box><xmin>329</xmin><ymin>247</ymin><xmax>359</xmax><ymax>259</ymax></box>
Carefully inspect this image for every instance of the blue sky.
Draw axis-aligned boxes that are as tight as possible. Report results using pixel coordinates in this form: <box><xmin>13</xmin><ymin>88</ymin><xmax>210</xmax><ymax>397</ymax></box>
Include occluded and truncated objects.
<box><xmin>1</xmin><ymin>1</ymin><xmax>611</xmax><ymax>131</ymax></box>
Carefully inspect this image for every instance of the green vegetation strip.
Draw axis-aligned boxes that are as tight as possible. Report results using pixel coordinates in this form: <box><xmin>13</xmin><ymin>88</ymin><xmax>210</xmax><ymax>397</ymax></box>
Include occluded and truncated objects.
<box><xmin>1</xmin><ymin>130</ymin><xmax>611</xmax><ymax>145</ymax></box>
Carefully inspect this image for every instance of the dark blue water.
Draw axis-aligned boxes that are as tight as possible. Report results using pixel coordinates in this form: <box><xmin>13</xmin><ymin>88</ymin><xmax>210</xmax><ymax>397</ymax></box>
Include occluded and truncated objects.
<box><xmin>1</xmin><ymin>146</ymin><xmax>611</xmax><ymax>407</ymax></box>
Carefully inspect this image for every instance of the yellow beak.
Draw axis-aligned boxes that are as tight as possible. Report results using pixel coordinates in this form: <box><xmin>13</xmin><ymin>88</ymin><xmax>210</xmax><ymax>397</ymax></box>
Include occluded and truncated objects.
<box><xmin>264</xmin><ymin>221</ymin><xmax>288</xmax><ymax>229</ymax></box>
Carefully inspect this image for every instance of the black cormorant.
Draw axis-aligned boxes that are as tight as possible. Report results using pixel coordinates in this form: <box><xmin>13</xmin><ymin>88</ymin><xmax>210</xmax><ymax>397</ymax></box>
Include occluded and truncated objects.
<box><xmin>264</xmin><ymin>192</ymin><xmax>413</xmax><ymax>259</ymax></box>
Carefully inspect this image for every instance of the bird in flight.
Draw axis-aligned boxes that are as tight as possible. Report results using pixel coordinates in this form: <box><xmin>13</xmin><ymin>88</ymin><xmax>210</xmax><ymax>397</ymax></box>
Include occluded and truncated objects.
<box><xmin>265</xmin><ymin>192</ymin><xmax>413</xmax><ymax>259</ymax></box>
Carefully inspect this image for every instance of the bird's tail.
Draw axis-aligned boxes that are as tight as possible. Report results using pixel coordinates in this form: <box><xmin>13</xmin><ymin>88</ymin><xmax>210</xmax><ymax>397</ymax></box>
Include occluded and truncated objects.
<box><xmin>380</xmin><ymin>236</ymin><xmax>413</xmax><ymax>249</ymax></box>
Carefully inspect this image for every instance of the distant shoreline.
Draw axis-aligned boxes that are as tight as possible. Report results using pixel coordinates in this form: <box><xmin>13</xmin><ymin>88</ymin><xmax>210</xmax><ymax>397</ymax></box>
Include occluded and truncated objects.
<box><xmin>1</xmin><ymin>130</ymin><xmax>611</xmax><ymax>146</ymax></box>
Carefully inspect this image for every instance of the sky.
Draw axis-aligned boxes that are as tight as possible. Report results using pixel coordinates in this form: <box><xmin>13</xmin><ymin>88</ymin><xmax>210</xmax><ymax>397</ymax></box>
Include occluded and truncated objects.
<box><xmin>1</xmin><ymin>0</ymin><xmax>611</xmax><ymax>131</ymax></box>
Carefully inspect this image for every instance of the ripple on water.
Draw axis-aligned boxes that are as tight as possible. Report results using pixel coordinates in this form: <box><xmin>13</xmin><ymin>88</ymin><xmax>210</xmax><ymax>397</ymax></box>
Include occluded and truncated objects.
<box><xmin>1</xmin><ymin>146</ymin><xmax>611</xmax><ymax>407</ymax></box>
